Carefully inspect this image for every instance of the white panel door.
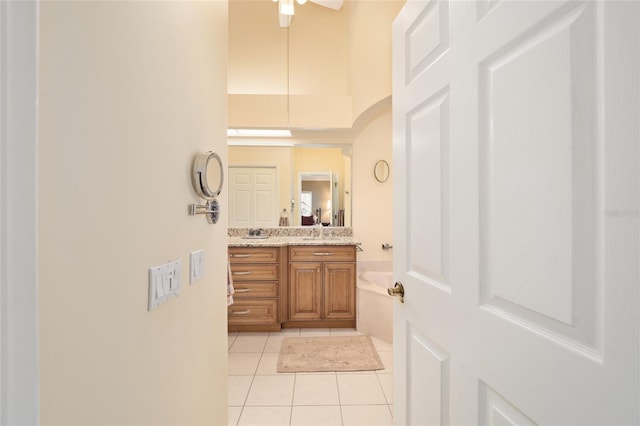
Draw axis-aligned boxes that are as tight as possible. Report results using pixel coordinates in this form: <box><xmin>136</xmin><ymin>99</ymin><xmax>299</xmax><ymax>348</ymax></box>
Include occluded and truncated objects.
<box><xmin>229</xmin><ymin>167</ymin><xmax>278</xmax><ymax>227</ymax></box>
<box><xmin>392</xmin><ymin>1</ymin><xmax>639</xmax><ymax>425</ymax></box>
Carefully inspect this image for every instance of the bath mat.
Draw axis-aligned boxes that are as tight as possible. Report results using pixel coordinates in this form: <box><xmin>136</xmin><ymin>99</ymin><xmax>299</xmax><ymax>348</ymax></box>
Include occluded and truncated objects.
<box><xmin>277</xmin><ymin>335</ymin><xmax>384</xmax><ymax>373</ymax></box>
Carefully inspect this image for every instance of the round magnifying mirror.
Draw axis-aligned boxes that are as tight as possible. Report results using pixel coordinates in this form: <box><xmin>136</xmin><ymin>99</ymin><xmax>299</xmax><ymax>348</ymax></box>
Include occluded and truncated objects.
<box><xmin>374</xmin><ymin>160</ymin><xmax>390</xmax><ymax>183</ymax></box>
<box><xmin>193</xmin><ymin>151</ymin><xmax>224</xmax><ymax>200</ymax></box>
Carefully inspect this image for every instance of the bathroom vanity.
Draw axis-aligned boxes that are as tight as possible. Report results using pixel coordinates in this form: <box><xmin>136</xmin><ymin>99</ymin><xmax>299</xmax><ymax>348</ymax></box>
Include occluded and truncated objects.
<box><xmin>228</xmin><ymin>228</ymin><xmax>359</xmax><ymax>332</ymax></box>
<box><xmin>288</xmin><ymin>245</ymin><xmax>356</xmax><ymax>327</ymax></box>
<box><xmin>227</xmin><ymin>246</ymin><xmax>287</xmax><ymax>332</ymax></box>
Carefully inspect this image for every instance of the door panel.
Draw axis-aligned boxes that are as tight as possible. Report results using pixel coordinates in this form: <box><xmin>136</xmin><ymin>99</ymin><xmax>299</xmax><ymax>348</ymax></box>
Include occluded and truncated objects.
<box><xmin>229</xmin><ymin>166</ymin><xmax>278</xmax><ymax>227</ymax></box>
<box><xmin>478</xmin><ymin>2</ymin><xmax>599</xmax><ymax>350</ymax></box>
<box><xmin>406</xmin><ymin>325</ymin><xmax>450</xmax><ymax>426</ymax></box>
<box><xmin>393</xmin><ymin>1</ymin><xmax>639</xmax><ymax>424</ymax></box>
<box><xmin>323</xmin><ymin>262</ymin><xmax>356</xmax><ymax>320</ymax></box>
<box><xmin>288</xmin><ymin>262</ymin><xmax>322</xmax><ymax>321</ymax></box>
<box><xmin>407</xmin><ymin>88</ymin><xmax>450</xmax><ymax>289</ymax></box>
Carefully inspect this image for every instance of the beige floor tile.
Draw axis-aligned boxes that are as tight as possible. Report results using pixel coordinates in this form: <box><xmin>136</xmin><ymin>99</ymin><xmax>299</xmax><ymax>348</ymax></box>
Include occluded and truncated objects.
<box><xmin>256</xmin><ymin>352</ymin><xmax>291</xmax><ymax>375</ymax></box>
<box><xmin>293</xmin><ymin>374</ymin><xmax>340</xmax><ymax>406</ymax></box>
<box><xmin>370</xmin><ymin>336</ymin><xmax>393</xmax><ymax>352</ymax></box>
<box><xmin>228</xmin><ymin>376</ymin><xmax>253</xmax><ymax>406</ymax></box>
<box><xmin>291</xmin><ymin>405</ymin><xmax>343</xmax><ymax>426</ymax></box>
<box><xmin>279</xmin><ymin>328</ymin><xmax>301</xmax><ymax>335</ymax></box>
<box><xmin>337</xmin><ymin>374</ymin><xmax>387</xmax><ymax>405</ymax></box>
<box><xmin>341</xmin><ymin>405</ymin><xmax>392</xmax><ymax>426</ymax></box>
<box><xmin>245</xmin><ymin>375</ymin><xmax>295</xmax><ymax>406</ymax></box>
<box><xmin>263</xmin><ymin>334</ymin><xmax>286</xmax><ymax>353</ymax></box>
<box><xmin>295</xmin><ymin>371</ymin><xmax>336</xmax><ymax>376</ymax></box>
<box><xmin>229</xmin><ymin>334</ymin><xmax>269</xmax><ymax>353</ymax></box>
<box><xmin>228</xmin><ymin>352</ymin><xmax>262</xmax><ymax>376</ymax></box>
<box><xmin>376</xmin><ymin>374</ymin><xmax>393</xmax><ymax>404</ymax></box>
<box><xmin>228</xmin><ymin>335</ymin><xmax>238</xmax><ymax>351</ymax></box>
<box><xmin>228</xmin><ymin>406</ymin><xmax>242</xmax><ymax>426</ymax></box>
<box><xmin>377</xmin><ymin>351</ymin><xmax>393</xmax><ymax>373</ymax></box>
<box><xmin>237</xmin><ymin>406</ymin><xmax>291</xmax><ymax>426</ymax></box>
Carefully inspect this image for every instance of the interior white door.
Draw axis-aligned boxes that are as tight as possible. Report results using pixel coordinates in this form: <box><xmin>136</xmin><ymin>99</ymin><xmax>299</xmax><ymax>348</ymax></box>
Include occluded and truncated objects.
<box><xmin>229</xmin><ymin>166</ymin><xmax>278</xmax><ymax>227</ymax></box>
<box><xmin>392</xmin><ymin>1</ymin><xmax>639</xmax><ymax>425</ymax></box>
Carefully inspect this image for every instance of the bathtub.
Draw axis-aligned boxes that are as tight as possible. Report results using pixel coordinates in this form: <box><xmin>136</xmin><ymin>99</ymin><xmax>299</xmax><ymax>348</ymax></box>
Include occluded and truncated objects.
<box><xmin>357</xmin><ymin>266</ymin><xmax>394</xmax><ymax>344</ymax></box>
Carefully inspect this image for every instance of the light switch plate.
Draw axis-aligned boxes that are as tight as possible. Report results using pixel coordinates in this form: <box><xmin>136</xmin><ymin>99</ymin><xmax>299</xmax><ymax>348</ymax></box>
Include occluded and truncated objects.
<box><xmin>190</xmin><ymin>249</ymin><xmax>205</xmax><ymax>284</ymax></box>
<box><xmin>148</xmin><ymin>259</ymin><xmax>182</xmax><ymax>311</ymax></box>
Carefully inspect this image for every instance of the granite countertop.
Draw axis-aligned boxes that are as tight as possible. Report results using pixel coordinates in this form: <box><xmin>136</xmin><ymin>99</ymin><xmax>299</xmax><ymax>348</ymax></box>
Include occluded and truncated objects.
<box><xmin>228</xmin><ymin>235</ymin><xmax>361</xmax><ymax>247</ymax></box>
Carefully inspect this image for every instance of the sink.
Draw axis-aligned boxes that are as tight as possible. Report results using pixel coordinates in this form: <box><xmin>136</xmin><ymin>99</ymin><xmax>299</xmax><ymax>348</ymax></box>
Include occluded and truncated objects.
<box><xmin>241</xmin><ymin>235</ymin><xmax>269</xmax><ymax>240</ymax></box>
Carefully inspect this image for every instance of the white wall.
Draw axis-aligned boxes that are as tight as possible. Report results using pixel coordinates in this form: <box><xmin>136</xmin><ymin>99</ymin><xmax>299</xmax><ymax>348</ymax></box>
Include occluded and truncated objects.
<box><xmin>38</xmin><ymin>2</ymin><xmax>229</xmax><ymax>424</ymax></box>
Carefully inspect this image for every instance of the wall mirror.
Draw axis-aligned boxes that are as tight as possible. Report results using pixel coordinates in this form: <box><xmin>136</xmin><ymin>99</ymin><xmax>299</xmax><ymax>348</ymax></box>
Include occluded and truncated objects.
<box><xmin>190</xmin><ymin>151</ymin><xmax>224</xmax><ymax>224</ymax></box>
<box><xmin>374</xmin><ymin>159</ymin><xmax>390</xmax><ymax>183</ymax></box>
<box><xmin>193</xmin><ymin>151</ymin><xmax>224</xmax><ymax>199</ymax></box>
<box><xmin>228</xmin><ymin>144</ymin><xmax>352</xmax><ymax>227</ymax></box>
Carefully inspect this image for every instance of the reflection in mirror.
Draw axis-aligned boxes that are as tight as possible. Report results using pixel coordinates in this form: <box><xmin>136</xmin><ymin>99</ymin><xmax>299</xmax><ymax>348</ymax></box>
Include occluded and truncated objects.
<box><xmin>227</xmin><ymin>145</ymin><xmax>352</xmax><ymax>227</ymax></box>
<box><xmin>299</xmin><ymin>172</ymin><xmax>332</xmax><ymax>226</ymax></box>
<box><xmin>206</xmin><ymin>155</ymin><xmax>223</xmax><ymax>195</ymax></box>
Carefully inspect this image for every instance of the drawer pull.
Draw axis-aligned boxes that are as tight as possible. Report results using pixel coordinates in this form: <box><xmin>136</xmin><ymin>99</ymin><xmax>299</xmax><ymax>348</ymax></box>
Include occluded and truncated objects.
<box><xmin>234</xmin><ymin>288</ymin><xmax>251</xmax><ymax>293</ymax></box>
<box><xmin>233</xmin><ymin>271</ymin><xmax>251</xmax><ymax>276</ymax></box>
<box><xmin>230</xmin><ymin>254</ymin><xmax>251</xmax><ymax>258</ymax></box>
<box><xmin>313</xmin><ymin>252</ymin><xmax>334</xmax><ymax>256</ymax></box>
<box><xmin>229</xmin><ymin>309</ymin><xmax>251</xmax><ymax>315</ymax></box>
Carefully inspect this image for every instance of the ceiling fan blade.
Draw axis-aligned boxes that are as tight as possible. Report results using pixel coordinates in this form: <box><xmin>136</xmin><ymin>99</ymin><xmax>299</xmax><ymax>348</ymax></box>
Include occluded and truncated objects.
<box><xmin>309</xmin><ymin>0</ymin><xmax>343</xmax><ymax>10</ymax></box>
<box><xmin>279</xmin><ymin>13</ymin><xmax>292</xmax><ymax>27</ymax></box>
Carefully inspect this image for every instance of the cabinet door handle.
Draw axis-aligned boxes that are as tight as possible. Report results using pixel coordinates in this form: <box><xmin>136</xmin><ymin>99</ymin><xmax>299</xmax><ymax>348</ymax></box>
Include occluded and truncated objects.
<box><xmin>233</xmin><ymin>271</ymin><xmax>251</xmax><ymax>276</ymax></box>
<box><xmin>234</xmin><ymin>288</ymin><xmax>251</xmax><ymax>293</ymax></box>
<box><xmin>228</xmin><ymin>310</ymin><xmax>251</xmax><ymax>315</ymax></box>
<box><xmin>313</xmin><ymin>252</ymin><xmax>333</xmax><ymax>256</ymax></box>
<box><xmin>230</xmin><ymin>254</ymin><xmax>251</xmax><ymax>258</ymax></box>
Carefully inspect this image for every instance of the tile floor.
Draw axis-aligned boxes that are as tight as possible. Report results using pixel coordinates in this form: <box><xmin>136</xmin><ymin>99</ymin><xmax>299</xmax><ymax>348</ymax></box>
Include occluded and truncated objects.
<box><xmin>228</xmin><ymin>328</ymin><xmax>393</xmax><ymax>426</ymax></box>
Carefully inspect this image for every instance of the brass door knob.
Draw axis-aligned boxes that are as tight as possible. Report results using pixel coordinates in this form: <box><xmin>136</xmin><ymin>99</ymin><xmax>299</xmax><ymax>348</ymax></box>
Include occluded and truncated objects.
<box><xmin>388</xmin><ymin>282</ymin><xmax>405</xmax><ymax>303</ymax></box>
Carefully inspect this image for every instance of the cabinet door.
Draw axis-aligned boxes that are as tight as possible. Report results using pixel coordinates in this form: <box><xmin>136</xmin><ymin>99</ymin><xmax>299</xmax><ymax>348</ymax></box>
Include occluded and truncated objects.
<box><xmin>289</xmin><ymin>262</ymin><xmax>323</xmax><ymax>321</ymax></box>
<box><xmin>323</xmin><ymin>262</ymin><xmax>356</xmax><ymax>320</ymax></box>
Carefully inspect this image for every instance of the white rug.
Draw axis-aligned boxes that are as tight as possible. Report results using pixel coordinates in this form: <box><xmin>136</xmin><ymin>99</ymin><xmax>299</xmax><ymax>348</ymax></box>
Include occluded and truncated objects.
<box><xmin>277</xmin><ymin>335</ymin><xmax>384</xmax><ymax>373</ymax></box>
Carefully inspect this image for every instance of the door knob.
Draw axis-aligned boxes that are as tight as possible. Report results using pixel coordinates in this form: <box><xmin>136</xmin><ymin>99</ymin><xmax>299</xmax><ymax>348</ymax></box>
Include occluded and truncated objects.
<box><xmin>388</xmin><ymin>282</ymin><xmax>404</xmax><ymax>303</ymax></box>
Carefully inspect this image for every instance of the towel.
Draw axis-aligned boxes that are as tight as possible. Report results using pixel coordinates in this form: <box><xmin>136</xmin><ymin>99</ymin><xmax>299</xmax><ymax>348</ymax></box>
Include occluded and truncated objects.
<box><xmin>227</xmin><ymin>261</ymin><xmax>235</xmax><ymax>306</ymax></box>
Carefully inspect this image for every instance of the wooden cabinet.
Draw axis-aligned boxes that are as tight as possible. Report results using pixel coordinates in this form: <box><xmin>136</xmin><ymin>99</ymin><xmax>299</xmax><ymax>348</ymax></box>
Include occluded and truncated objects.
<box><xmin>287</xmin><ymin>245</ymin><xmax>356</xmax><ymax>328</ymax></box>
<box><xmin>228</xmin><ymin>246</ymin><xmax>287</xmax><ymax>332</ymax></box>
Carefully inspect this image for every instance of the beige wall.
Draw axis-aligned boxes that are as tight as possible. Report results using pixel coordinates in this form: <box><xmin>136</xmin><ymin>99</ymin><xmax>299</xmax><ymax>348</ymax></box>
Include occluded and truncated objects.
<box><xmin>349</xmin><ymin>1</ymin><xmax>403</xmax><ymax>121</ymax></box>
<box><xmin>228</xmin><ymin>1</ymin><xmax>401</xmax><ymax>130</ymax></box>
<box><xmin>38</xmin><ymin>2</ymin><xmax>229</xmax><ymax>424</ymax></box>
<box><xmin>352</xmin><ymin>105</ymin><xmax>393</xmax><ymax>261</ymax></box>
<box><xmin>228</xmin><ymin>0</ymin><xmax>351</xmax><ymax>128</ymax></box>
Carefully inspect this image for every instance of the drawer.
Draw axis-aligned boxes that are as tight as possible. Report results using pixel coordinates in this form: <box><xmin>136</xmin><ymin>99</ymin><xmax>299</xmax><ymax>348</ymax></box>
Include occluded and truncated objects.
<box><xmin>229</xmin><ymin>247</ymin><xmax>279</xmax><ymax>263</ymax></box>
<box><xmin>230</xmin><ymin>263</ymin><xmax>279</xmax><ymax>281</ymax></box>
<box><xmin>228</xmin><ymin>299</ymin><xmax>278</xmax><ymax>325</ymax></box>
<box><xmin>232</xmin><ymin>281</ymin><xmax>278</xmax><ymax>299</ymax></box>
<box><xmin>289</xmin><ymin>245</ymin><xmax>356</xmax><ymax>262</ymax></box>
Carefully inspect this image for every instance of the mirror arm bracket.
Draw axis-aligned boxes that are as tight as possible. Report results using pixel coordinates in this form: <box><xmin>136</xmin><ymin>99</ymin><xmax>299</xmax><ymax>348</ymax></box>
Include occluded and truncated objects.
<box><xmin>189</xmin><ymin>200</ymin><xmax>220</xmax><ymax>224</ymax></box>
